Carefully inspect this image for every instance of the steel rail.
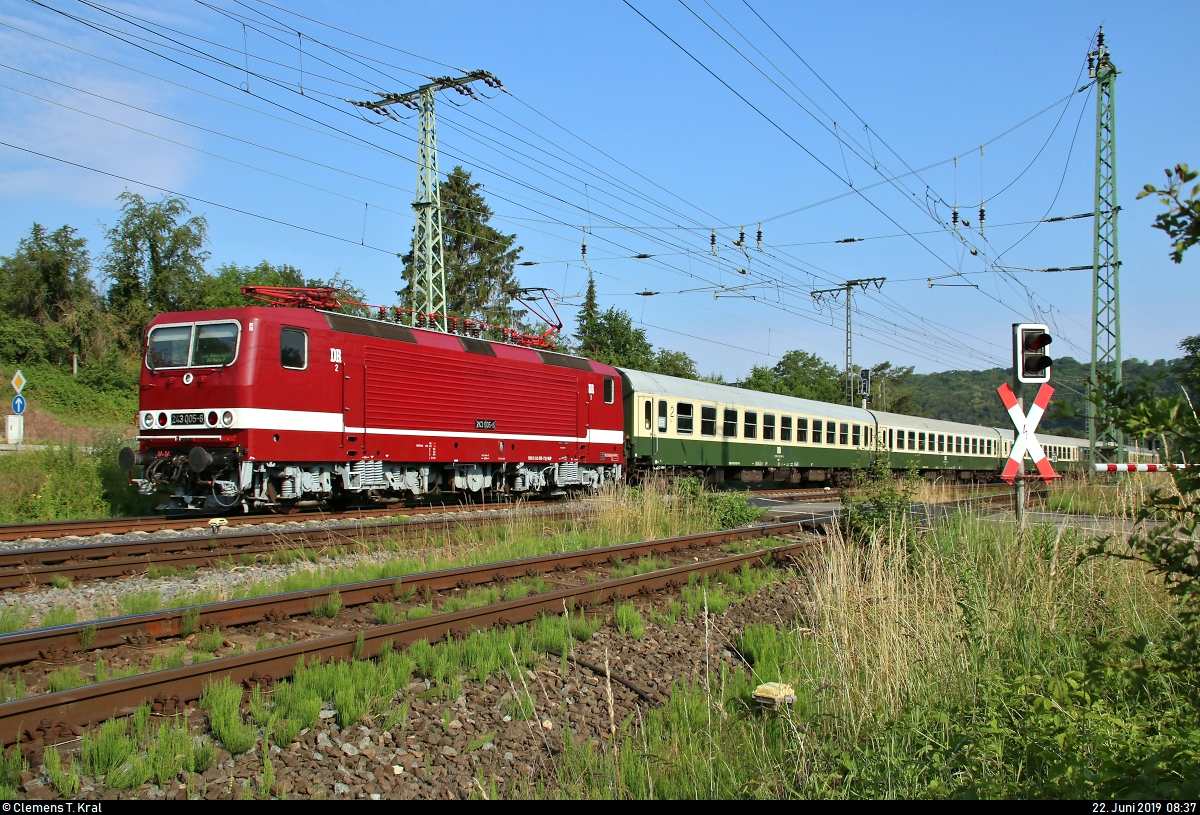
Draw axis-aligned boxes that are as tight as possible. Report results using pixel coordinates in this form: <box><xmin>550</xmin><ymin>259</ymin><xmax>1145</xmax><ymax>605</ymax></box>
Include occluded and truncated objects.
<box><xmin>0</xmin><ymin>498</ymin><xmax>561</xmax><ymax>542</ymax></box>
<box><xmin>0</xmin><ymin>530</ymin><xmax>815</xmax><ymax>748</ymax></box>
<box><xmin>0</xmin><ymin>522</ymin><xmax>801</xmax><ymax>668</ymax></box>
<box><xmin>0</xmin><ymin>505</ymin><xmax>588</xmax><ymax>589</ymax></box>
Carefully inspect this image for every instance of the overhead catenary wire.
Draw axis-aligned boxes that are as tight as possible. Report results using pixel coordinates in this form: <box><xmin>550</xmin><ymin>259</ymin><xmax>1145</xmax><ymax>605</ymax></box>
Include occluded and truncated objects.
<box><xmin>14</xmin><ymin>0</ymin><xmax>1056</xmax><ymax>369</ymax></box>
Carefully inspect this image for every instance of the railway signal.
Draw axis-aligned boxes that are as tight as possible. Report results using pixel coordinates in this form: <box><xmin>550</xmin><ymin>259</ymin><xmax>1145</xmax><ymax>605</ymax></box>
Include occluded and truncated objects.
<box><xmin>859</xmin><ymin>368</ymin><xmax>871</xmax><ymax>409</ymax></box>
<box><xmin>1014</xmin><ymin>323</ymin><xmax>1053</xmax><ymax>383</ymax></box>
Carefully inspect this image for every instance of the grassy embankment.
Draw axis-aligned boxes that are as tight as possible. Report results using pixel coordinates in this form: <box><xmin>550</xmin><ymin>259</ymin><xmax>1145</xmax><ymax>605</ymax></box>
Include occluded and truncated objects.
<box><xmin>553</xmin><ymin>509</ymin><xmax>1195</xmax><ymax>798</ymax></box>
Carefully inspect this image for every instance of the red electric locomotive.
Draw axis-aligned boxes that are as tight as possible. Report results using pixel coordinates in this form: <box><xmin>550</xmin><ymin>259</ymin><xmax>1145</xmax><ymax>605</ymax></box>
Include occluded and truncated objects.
<box><xmin>119</xmin><ymin>300</ymin><xmax>625</xmax><ymax>511</ymax></box>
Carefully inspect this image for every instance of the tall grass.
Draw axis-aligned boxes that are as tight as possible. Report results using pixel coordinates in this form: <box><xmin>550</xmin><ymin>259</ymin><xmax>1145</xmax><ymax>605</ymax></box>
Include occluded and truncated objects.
<box><xmin>1046</xmin><ymin>474</ymin><xmax>1162</xmax><ymax>517</ymax></box>
<box><xmin>0</xmin><ymin>435</ymin><xmax>155</xmax><ymax>524</ymax></box>
<box><xmin>558</xmin><ymin>513</ymin><xmax>1189</xmax><ymax>799</ymax></box>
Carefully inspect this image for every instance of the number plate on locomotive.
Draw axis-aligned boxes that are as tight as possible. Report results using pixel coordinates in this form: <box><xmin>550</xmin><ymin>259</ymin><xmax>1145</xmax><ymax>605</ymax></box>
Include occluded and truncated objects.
<box><xmin>475</xmin><ymin>419</ymin><xmax>497</xmax><ymax>430</ymax></box>
<box><xmin>171</xmin><ymin>412</ymin><xmax>205</xmax><ymax>426</ymax></box>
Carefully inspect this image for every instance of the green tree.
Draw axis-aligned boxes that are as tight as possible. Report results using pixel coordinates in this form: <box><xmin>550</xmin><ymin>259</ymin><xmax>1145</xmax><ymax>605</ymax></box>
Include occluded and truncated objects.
<box><xmin>652</xmin><ymin>349</ymin><xmax>698</xmax><ymax>379</ymax></box>
<box><xmin>573</xmin><ymin>273</ymin><xmax>697</xmax><ymax>374</ymax></box>
<box><xmin>102</xmin><ymin>192</ymin><xmax>209</xmax><ymax>346</ymax></box>
<box><xmin>860</xmin><ymin>361</ymin><xmax>919</xmax><ymax>415</ymax></box>
<box><xmin>400</xmin><ymin>166</ymin><xmax>522</xmax><ymax>326</ymax></box>
<box><xmin>575</xmin><ymin>272</ymin><xmax>603</xmax><ymax>358</ymax></box>
<box><xmin>196</xmin><ymin>261</ymin><xmax>313</xmax><ymax>309</ymax></box>
<box><xmin>741</xmin><ymin>349</ymin><xmax>843</xmax><ymax>402</ymax></box>
<box><xmin>0</xmin><ymin>224</ymin><xmax>108</xmax><ymax>364</ymax></box>
<box><xmin>1138</xmin><ymin>163</ymin><xmax>1199</xmax><ymax>263</ymax></box>
<box><xmin>1178</xmin><ymin>334</ymin><xmax>1199</xmax><ymax>399</ymax></box>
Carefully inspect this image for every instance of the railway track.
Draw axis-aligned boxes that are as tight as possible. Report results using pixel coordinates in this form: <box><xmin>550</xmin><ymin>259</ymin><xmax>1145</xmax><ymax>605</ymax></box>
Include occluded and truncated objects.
<box><xmin>0</xmin><ymin>503</ymin><xmax>589</xmax><ymax>590</ymax></box>
<box><xmin>0</xmin><ymin>489</ymin><xmax>1034</xmax><ymax>590</ymax></box>
<box><xmin>0</xmin><ymin>483</ymin><xmax>1011</xmax><ymax>543</ymax></box>
<box><xmin>0</xmin><ymin>497</ymin><xmax>561</xmax><ymax>542</ymax></box>
<box><xmin>0</xmin><ymin>521</ymin><xmax>813</xmax><ymax>748</ymax></box>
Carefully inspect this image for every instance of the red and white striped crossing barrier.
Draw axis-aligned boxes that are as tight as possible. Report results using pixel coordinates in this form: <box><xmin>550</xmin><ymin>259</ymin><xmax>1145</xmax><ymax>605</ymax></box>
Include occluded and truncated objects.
<box><xmin>1093</xmin><ymin>463</ymin><xmax>1194</xmax><ymax>472</ymax></box>
<box><xmin>997</xmin><ymin>382</ymin><xmax>1059</xmax><ymax>483</ymax></box>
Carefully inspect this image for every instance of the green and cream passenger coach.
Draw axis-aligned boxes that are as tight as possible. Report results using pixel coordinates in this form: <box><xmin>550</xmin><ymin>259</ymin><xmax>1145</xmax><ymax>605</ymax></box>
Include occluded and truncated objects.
<box><xmin>618</xmin><ymin>369</ymin><xmax>1087</xmax><ymax>487</ymax></box>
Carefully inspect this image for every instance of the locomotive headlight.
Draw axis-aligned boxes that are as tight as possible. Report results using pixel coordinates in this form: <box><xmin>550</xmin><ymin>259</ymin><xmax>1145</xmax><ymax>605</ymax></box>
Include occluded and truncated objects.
<box><xmin>221</xmin><ymin>410</ymin><xmax>234</xmax><ymax>427</ymax></box>
<box><xmin>142</xmin><ymin>412</ymin><xmax>154</xmax><ymax>429</ymax></box>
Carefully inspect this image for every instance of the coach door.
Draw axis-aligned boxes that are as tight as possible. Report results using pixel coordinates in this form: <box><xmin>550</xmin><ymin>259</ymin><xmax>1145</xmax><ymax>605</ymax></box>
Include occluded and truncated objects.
<box><xmin>342</xmin><ymin>362</ymin><xmax>366</xmax><ymax>456</ymax></box>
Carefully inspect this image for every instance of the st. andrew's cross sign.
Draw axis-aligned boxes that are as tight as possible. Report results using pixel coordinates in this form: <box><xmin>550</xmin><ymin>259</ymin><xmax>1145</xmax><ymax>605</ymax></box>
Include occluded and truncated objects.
<box><xmin>996</xmin><ymin>382</ymin><xmax>1060</xmax><ymax>484</ymax></box>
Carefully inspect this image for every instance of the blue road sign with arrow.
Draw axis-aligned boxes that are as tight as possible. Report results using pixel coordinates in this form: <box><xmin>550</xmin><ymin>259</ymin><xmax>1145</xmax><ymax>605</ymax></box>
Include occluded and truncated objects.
<box><xmin>11</xmin><ymin>395</ymin><xmax>25</xmax><ymax>415</ymax></box>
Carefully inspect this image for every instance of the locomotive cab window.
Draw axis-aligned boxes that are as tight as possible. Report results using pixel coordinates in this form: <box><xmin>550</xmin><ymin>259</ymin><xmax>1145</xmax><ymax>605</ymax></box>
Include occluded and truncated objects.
<box><xmin>192</xmin><ymin>322</ymin><xmax>239</xmax><ymax>367</ymax></box>
<box><xmin>744</xmin><ymin>412</ymin><xmax>758</xmax><ymax>440</ymax></box>
<box><xmin>763</xmin><ymin>414</ymin><xmax>776</xmax><ymax>441</ymax></box>
<box><xmin>280</xmin><ymin>328</ymin><xmax>307</xmax><ymax>370</ymax></box>
<box><xmin>812</xmin><ymin>420</ymin><xmax>822</xmax><ymax>443</ymax></box>
<box><xmin>723</xmin><ymin>409</ymin><xmax>738</xmax><ymax>438</ymax></box>
<box><xmin>701</xmin><ymin>406</ymin><xmax>717</xmax><ymax>436</ymax></box>
<box><xmin>147</xmin><ymin>324</ymin><xmax>192</xmax><ymax>369</ymax></box>
<box><xmin>677</xmin><ymin>403</ymin><xmax>694</xmax><ymax>435</ymax></box>
<box><xmin>658</xmin><ymin>400</ymin><xmax>668</xmax><ymax>433</ymax></box>
<box><xmin>604</xmin><ymin>377</ymin><xmax>614</xmax><ymax>404</ymax></box>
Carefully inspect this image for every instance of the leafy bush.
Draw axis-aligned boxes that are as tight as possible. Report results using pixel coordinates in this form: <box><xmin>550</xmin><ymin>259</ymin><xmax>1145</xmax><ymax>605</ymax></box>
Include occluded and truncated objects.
<box><xmin>707</xmin><ymin>491</ymin><xmax>765</xmax><ymax>529</ymax></box>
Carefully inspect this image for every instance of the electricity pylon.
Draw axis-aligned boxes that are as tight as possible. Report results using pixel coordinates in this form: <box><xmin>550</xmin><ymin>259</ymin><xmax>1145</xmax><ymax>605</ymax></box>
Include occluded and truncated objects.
<box><xmin>1087</xmin><ymin>30</ymin><xmax>1123</xmax><ymax>467</ymax></box>
<box><xmin>811</xmin><ymin>278</ymin><xmax>885</xmax><ymax>405</ymax></box>
<box><xmin>349</xmin><ymin>71</ymin><xmax>501</xmax><ymax>332</ymax></box>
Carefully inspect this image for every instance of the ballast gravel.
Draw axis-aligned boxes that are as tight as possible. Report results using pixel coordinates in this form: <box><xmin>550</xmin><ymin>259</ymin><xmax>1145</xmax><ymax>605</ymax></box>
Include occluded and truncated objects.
<box><xmin>0</xmin><ymin>507</ymin><xmax>589</xmax><ymax>628</ymax></box>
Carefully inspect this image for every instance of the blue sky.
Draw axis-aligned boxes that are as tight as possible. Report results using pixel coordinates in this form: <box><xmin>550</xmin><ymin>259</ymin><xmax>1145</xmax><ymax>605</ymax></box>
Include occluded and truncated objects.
<box><xmin>0</xmin><ymin>0</ymin><xmax>1195</xmax><ymax>380</ymax></box>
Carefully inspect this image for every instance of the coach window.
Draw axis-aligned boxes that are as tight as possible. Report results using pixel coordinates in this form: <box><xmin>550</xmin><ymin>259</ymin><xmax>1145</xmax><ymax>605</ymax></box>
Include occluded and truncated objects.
<box><xmin>852</xmin><ymin>424</ymin><xmax>861</xmax><ymax>446</ymax></box>
<box><xmin>827</xmin><ymin>422</ymin><xmax>837</xmax><ymax>445</ymax></box>
<box><xmin>701</xmin><ymin>406</ymin><xmax>717</xmax><ymax>436</ymax></box>
<box><xmin>280</xmin><ymin>328</ymin><xmax>307</xmax><ymax>370</ymax></box>
<box><xmin>839</xmin><ymin>423</ymin><xmax>849</xmax><ymax>445</ymax></box>
<box><xmin>781</xmin><ymin>416</ymin><xmax>793</xmax><ymax>442</ymax></box>
<box><xmin>865</xmin><ymin>427</ymin><xmax>871</xmax><ymax>447</ymax></box>
<box><xmin>657</xmin><ymin>401</ymin><xmax>668</xmax><ymax>433</ymax></box>
<box><xmin>812</xmin><ymin>420</ymin><xmax>822</xmax><ymax>444</ymax></box>
<box><xmin>604</xmin><ymin>377</ymin><xmax>614</xmax><ymax>404</ymax></box>
<box><xmin>955</xmin><ymin>436</ymin><xmax>963</xmax><ymax>453</ymax></box>
<box><xmin>644</xmin><ymin>400</ymin><xmax>652</xmax><ymax>431</ymax></box>
<box><xmin>744</xmin><ymin>412</ymin><xmax>758</xmax><ymax>440</ymax></box>
<box><xmin>796</xmin><ymin>418</ymin><xmax>808</xmax><ymax>443</ymax></box>
<box><xmin>677</xmin><ymin>403</ymin><xmax>694</xmax><ymax>435</ymax></box>
<box><xmin>937</xmin><ymin>434</ymin><xmax>945</xmax><ymax>453</ymax></box>
<box><xmin>723</xmin><ymin>409</ymin><xmax>738</xmax><ymax>438</ymax></box>
<box><xmin>908</xmin><ymin>431</ymin><xmax>916</xmax><ymax>451</ymax></box>
<box><xmin>763</xmin><ymin>414</ymin><xmax>776</xmax><ymax>441</ymax></box>
<box><xmin>918</xmin><ymin>432</ymin><xmax>926</xmax><ymax>452</ymax></box>
<box><xmin>971</xmin><ymin>438</ymin><xmax>978</xmax><ymax>455</ymax></box>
